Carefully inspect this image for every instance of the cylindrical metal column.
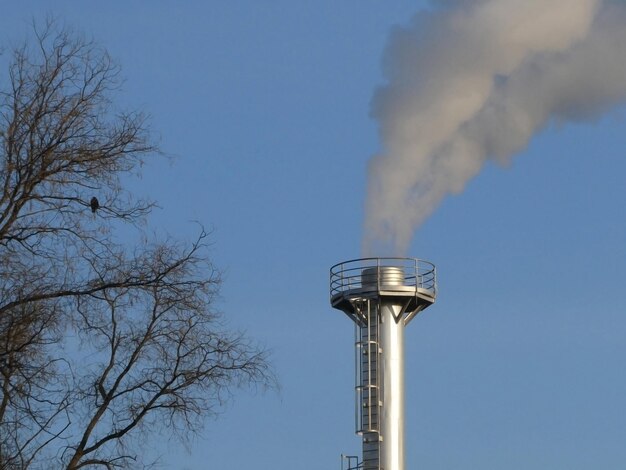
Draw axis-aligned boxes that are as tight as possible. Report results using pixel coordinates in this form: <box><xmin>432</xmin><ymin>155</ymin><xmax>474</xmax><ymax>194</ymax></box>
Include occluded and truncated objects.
<box><xmin>379</xmin><ymin>301</ymin><xmax>405</xmax><ymax>470</ymax></box>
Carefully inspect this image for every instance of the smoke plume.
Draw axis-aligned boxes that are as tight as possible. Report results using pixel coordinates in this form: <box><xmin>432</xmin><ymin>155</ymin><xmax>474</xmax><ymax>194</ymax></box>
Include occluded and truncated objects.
<box><xmin>364</xmin><ymin>0</ymin><xmax>626</xmax><ymax>255</ymax></box>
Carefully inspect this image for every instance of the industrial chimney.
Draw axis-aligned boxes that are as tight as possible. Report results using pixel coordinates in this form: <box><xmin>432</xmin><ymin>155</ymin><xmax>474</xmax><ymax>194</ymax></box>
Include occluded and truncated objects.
<box><xmin>330</xmin><ymin>258</ymin><xmax>437</xmax><ymax>470</ymax></box>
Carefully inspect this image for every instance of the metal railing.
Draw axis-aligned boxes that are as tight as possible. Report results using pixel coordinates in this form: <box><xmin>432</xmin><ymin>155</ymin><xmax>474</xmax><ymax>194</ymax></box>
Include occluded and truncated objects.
<box><xmin>330</xmin><ymin>257</ymin><xmax>436</xmax><ymax>299</ymax></box>
<box><xmin>340</xmin><ymin>454</ymin><xmax>362</xmax><ymax>470</ymax></box>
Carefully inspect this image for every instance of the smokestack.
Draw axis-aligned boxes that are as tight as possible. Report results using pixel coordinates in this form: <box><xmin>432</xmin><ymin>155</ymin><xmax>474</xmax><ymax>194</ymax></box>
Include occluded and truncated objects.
<box><xmin>330</xmin><ymin>258</ymin><xmax>436</xmax><ymax>470</ymax></box>
<box><xmin>364</xmin><ymin>0</ymin><xmax>626</xmax><ymax>255</ymax></box>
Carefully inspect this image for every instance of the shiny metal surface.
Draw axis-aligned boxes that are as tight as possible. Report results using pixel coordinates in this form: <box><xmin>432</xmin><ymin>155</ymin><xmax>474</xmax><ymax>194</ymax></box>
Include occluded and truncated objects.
<box><xmin>379</xmin><ymin>300</ymin><xmax>405</xmax><ymax>470</ymax></box>
<box><xmin>361</xmin><ymin>266</ymin><xmax>405</xmax><ymax>288</ymax></box>
<box><xmin>330</xmin><ymin>259</ymin><xmax>437</xmax><ymax>470</ymax></box>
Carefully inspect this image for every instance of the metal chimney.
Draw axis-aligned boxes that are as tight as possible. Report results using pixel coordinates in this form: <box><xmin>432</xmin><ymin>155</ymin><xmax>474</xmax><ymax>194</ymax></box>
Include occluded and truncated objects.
<box><xmin>330</xmin><ymin>258</ymin><xmax>437</xmax><ymax>470</ymax></box>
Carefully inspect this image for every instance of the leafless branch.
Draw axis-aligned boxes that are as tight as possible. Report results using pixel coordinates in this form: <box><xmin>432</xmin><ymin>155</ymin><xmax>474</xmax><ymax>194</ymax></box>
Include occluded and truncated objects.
<box><xmin>0</xmin><ymin>19</ymin><xmax>274</xmax><ymax>470</ymax></box>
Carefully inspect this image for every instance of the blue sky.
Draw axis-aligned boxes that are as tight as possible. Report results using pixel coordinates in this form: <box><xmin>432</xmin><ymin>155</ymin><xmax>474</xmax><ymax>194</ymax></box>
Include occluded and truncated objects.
<box><xmin>2</xmin><ymin>2</ymin><xmax>626</xmax><ymax>469</ymax></box>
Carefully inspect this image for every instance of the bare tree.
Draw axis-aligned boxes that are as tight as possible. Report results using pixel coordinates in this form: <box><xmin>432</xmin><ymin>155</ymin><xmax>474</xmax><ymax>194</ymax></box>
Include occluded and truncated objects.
<box><xmin>0</xmin><ymin>20</ymin><xmax>273</xmax><ymax>469</ymax></box>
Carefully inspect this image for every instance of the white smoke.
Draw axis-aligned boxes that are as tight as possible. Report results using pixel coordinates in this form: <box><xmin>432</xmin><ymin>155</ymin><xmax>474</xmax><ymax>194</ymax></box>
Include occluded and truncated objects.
<box><xmin>364</xmin><ymin>0</ymin><xmax>626</xmax><ymax>255</ymax></box>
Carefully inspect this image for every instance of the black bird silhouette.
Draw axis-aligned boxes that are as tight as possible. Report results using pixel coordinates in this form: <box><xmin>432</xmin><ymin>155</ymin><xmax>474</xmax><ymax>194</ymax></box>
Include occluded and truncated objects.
<box><xmin>90</xmin><ymin>197</ymin><xmax>100</xmax><ymax>213</ymax></box>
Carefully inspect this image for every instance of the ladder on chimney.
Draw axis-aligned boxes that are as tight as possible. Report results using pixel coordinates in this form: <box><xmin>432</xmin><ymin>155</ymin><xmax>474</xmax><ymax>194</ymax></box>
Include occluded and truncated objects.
<box><xmin>355</xmin><ymin>299</ymin><xmax>381</xmax><ymax>470</ymax></box>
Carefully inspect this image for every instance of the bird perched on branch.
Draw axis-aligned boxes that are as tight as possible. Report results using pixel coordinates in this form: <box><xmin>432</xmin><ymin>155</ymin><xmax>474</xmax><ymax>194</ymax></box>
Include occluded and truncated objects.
<box><xmin>90</xmin><ymin>197</ymin><xmax>100</xmax><ymax>213</ymax></box>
